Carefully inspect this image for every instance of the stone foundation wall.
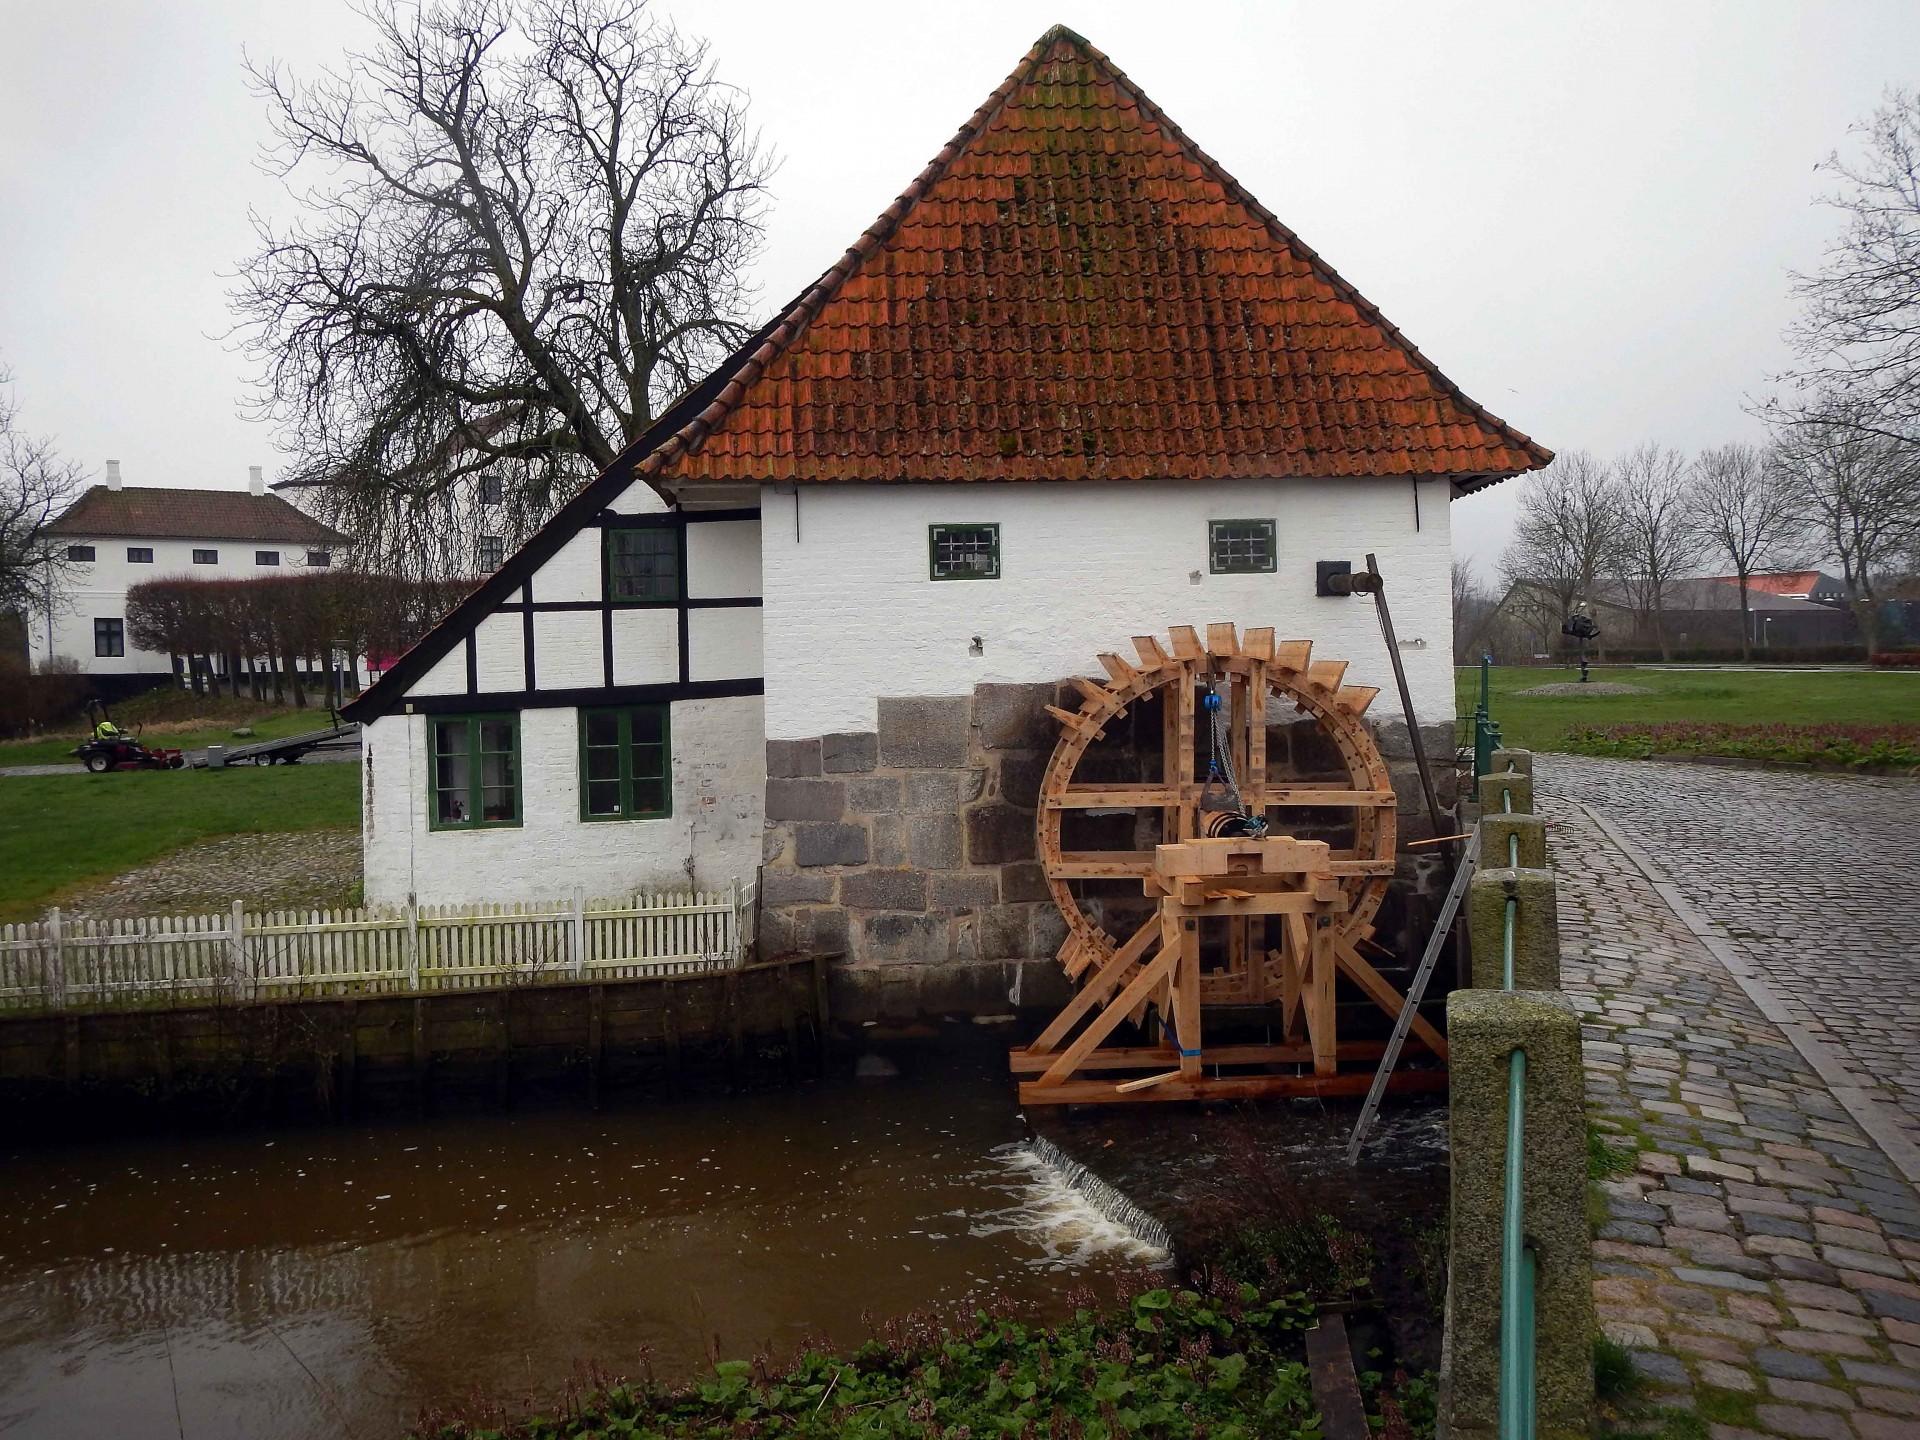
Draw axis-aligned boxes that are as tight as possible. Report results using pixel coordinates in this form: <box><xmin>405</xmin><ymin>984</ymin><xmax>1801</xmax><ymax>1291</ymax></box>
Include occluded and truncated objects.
<box><xmin>759</xmin><ymin>682</ymin><xmax>1461</xmax><ymax>1019</ymax></box>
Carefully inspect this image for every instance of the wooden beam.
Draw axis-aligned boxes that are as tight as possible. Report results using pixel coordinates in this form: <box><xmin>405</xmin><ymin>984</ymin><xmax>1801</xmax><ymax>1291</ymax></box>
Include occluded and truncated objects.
<box><xmin>1168</xmin><ymin>625</ymin><xmax>1204</xmax><ymax>659</ymax></box>
<box><xmin>1273</xmin><ymin>640</ymin><xmax>1312</xmax><ymax>671</ymax></box>
<box><xmin>1241</xmin><ymin>626</ymin><xmax>1276</xmax><ymax>661</ymax></box>
<box><xmin>1206</xmin><ymin>622</ymin><xmax>1240</xmax><ymax>657</ymax></box>
<box><xmin>1017</xmin><ymin>1068</ymin><xmax>1449</xmax><ymax>1106</ymax></box>
<box><xmin>1098</xmin><ymin>651</ymin><xmax>1139</xmax><ymax>684</ymax></box>
<box><xmin>1334</xmin><ymin>684</ymin><xmax>1379</xmax><ymax>715</ymax></box>
<box><xmin>1023</xmin><ymin>917</ymin><xmax>1159</xmax><ymax>1054</ymax></box>
<box><xmin>1008</xmin><ymin>1037</ymin><xmax>1438</xmax><ymax>1074</ymax></box>
<box><xmin>1133</xmin><ymin>634</ymin><xmax>1172</xmax><ymax>669</ymax></box>
<box><xmin>1033</xmin><ymin>943</ymin><xmax>1179</xmax><ymax>1087</ymax></box>
<box><xmin>1068</xmin><ymin>674</ymin><xmax>1109</xmax><ymax>704</ymax></box>
<box><xmin>1334</xmin><ymin>936</ymin><xmax>1450</xmax><ymax>1061</ymax></box>
<box><xmin>1308</xmin><ymin>920</ymin><xmax>1337</xmax><ymax>1075</ymax></box>
<box><xmin>1044</xmin><ymin>852</ymin><xmax>1156</xmax><ymax>879</ymax></box>
<box><xmin>1306</xmin><ymin>658</ymin><xmax>1349</xmax><ymax>692</ymax></box>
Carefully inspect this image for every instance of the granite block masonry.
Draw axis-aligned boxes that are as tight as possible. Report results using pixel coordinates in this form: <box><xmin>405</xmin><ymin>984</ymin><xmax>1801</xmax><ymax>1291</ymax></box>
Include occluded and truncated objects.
<box><xmin>1444</xmin><ymin>988</ymin><xmax>1596</xmax><ymax>1440</ymax></box>
<box><xmin>758</xmin><ymin>681</ymin><xmax>1462</xmax><ymax>1017</ymax></box>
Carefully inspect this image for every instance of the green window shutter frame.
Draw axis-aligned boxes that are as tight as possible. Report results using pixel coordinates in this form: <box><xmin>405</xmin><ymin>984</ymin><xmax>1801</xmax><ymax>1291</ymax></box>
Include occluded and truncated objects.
<box><xmin>578</xmin><ymin>704</ymin><xmax>673</xmax><ymax>821</ymax></box>
<box><xmin>426</xmin><ymin>712</ymin><xmax>523</xmax><ymax>831</ymax></box>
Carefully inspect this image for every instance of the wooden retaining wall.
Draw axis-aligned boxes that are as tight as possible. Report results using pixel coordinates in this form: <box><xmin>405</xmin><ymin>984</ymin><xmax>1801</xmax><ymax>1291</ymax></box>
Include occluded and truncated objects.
<box><xmin>0</xmin><ymin>954</ymin><xmax>827</xmax><ymax>1138</ymax></box>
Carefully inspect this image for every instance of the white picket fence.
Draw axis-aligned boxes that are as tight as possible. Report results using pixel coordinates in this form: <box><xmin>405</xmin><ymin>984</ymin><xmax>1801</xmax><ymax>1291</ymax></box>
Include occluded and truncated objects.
<box><xmin>0</xmin><ymin>880</ymin><xmax>756</xmax><ymax>1012</ymax></box>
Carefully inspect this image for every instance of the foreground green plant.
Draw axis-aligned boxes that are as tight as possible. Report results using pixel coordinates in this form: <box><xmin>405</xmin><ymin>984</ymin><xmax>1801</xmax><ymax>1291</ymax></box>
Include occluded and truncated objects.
<box><xmin>414</xmin><ymin>1281</ymin><xmax>1327</xmax><ymax>1440</ymax></box>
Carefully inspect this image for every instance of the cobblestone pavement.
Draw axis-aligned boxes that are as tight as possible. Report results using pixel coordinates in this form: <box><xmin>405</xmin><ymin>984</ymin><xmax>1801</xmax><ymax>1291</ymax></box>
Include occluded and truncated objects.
<box><xmin>1546</xmin><ymin>776</ymin><xmax>1920</xmax><ymax>1438</ymax></box>
<box><xmin>1548</xmin><ymin>754</ymin><xmax>1920</xmax><ymax>1159</ymax></box>
<box><xmin>42</xmin><ymin>829</ymin><xmax>361</xmax><ymax>922</ymax></box>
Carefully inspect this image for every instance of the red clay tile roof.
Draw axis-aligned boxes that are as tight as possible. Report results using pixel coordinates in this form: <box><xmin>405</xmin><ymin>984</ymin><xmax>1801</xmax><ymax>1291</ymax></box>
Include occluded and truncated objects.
<box><xmin>1733</xmin><ymin>571</ymin><xmax>1824</xmax><ymax>596</ymax></box>
<box><xmin>48</xmin><ymin>486</ymin><xmax>347</xmax><ymax>544</ymax></box>
<box><xmin>641</xmin><ymin>26</ymin><xmax>1549</xmax><ymax>492</ymax></box>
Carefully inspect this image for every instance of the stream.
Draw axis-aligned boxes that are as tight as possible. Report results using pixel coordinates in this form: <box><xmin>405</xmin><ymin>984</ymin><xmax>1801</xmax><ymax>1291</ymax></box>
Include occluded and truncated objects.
<box><xmin>0</xmin><ymin>1029</ymin><xmax>1446</xmax><ymax>1439</ymax></box>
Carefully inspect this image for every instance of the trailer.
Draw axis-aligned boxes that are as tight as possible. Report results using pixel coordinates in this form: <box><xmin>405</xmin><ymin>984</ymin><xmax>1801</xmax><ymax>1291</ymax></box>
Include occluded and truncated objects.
<box><xmin>202</xmin><ymin>716</ymin><xmax>360</xmax><ymax>767</ymax></box>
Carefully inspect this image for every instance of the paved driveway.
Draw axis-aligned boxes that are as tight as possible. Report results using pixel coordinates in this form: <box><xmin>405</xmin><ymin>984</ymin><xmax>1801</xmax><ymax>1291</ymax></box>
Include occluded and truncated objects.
<box><xmin>1540</xmin><ymin>755</ymin><xmax>1920</xmax><ymax>1157</ymax></box>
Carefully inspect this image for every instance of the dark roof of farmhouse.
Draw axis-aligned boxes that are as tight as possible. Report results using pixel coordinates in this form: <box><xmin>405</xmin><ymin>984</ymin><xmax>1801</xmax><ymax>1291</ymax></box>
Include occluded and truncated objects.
<box><xmin>635</xmin><ymin>25</ymin><xmax>1550</xmax><ymax>492</ymax></box>
<box><xmin>48</xmin><ymin>485</ymin><xmax>347</xmax><ymax>544</ymax></box>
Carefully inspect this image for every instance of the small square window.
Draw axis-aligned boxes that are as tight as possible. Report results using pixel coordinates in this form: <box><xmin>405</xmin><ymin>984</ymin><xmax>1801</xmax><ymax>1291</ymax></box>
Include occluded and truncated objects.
<box><xmin>126</xmin><ymin>547</ymin><xmax>153</xmax><ymax>564</ymax></box>
<box><xmin>193</xmin><ymin>548</ymin><xmax>218</xmax><ymax>565</ymax></box>
<box><xmin>306</xmin><ymin>549</ymin><xmax>331</xmax><ymax>567</ymax></box>
<box><xmin>255</xmin><ymin>550</ymin><xmax>281</xmax><ymax>567</ymax></box>
<box><xmin>94</xmin><ymin>618</ymin><xmax>124</xmax><ymax>657</ymax></box>
<box><xmin>1208</xmin><ymin>519</ymin><xmax>1276</xmax><ymax>575</ymax></box>
<box><xmin>477</xmin><ymin>535</ymin><xmax>504</xmax><ymax>572</ymax></box>
<box><xmin>66</xmin><ymin>545</ymin><xmax>95</xmax><ymax>562</ymax></box>
<box><xmin>929</xmin><ymin>523</ymin><xmax>1000</xmax><ymax>580</ymax></box>
<box><xmin>604</xmin><ymin>526</ymin><xmax>679</xmax><ymax>602</ymax></box>
<box><xmin>479</xmin><ymin>474</ymin><xmax>504</xmax><ymax>504</ymax></box>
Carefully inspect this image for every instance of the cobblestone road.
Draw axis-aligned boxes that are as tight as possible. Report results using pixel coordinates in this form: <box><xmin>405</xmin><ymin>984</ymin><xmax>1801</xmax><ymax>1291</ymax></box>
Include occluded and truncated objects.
<box><xmin>1542</xmin><ymin>758</ymin><xmax>1920</xmax><ymax>1437</ymax></box>
<box><xmin>1546</xmin><ymin>756</ymin><xmax>1920</xmax><ymax>1157</ymax></box>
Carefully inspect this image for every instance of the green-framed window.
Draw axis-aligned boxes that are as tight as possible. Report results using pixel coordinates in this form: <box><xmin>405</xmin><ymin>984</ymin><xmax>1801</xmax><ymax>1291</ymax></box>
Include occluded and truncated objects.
<box><xmin>929</xmin><ymin>523</ymin><xmax>1000</xmax><ymax>580</ymax></box>
<box><xmin>428</xmin><ymin>713</ymin><xmax>521</xmax><ymax>829</ymax></box>
<box><xmin>1208</xmin><ymin>518</ymin><xmax>1277</xmax><ymax>574</ymax></box>
<box><xmin>579</xmin><ymin>705</ymin><xmax>671</xmax><ymax>821</ymax></box>
<box><xmin>605</xmin><ymin>525</ymin><xmax>680</xmax><ymax>603</ymax></box>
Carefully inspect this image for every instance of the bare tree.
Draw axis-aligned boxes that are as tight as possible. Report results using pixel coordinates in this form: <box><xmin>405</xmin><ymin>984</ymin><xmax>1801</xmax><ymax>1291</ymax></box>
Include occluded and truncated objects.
<box><xmin>1451</xmin><ymin>558</ymin><xmax>1498</xmax><ymax>662</ymax></box>
<box><xmin>1612</xmin><ymin>443</ymin><xmax>1704</xmax><ymax>661</ymax></box>
<box><xmin>1772</xmin><ymin>401</ymin><xmax>1920</xmax><ymax>657</ymax></box>
<box><xmin>1688</xmin><ymin>443</ymin><xmax>1801</xmax><ymax>659</ymax></box>
<box><xmin>232</xmin><ymin>0</ymin><xmax>773</xmax><ymax>576</ymax></box>
<box><xmin>0</xmin><ymin>369</ymin><xmax>87</xmax><ymax>638</ymax></box>
<box><xmin>1767</xmin><ymin>89</ymin><xmax>1920</xmax><ymax>452</ymax></box>
<box><xmin>1497</xmin><ymin>450</ymin><xmax>1624</xmax><ymax>652</ymax></box>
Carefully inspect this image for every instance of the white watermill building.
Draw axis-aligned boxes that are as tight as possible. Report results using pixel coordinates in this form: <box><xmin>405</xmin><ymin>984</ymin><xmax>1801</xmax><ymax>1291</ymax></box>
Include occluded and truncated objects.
<box><xmin>342</xmin><ymin>27</ymin><xmax>1551</xmax><ymax>1015</ymax></box>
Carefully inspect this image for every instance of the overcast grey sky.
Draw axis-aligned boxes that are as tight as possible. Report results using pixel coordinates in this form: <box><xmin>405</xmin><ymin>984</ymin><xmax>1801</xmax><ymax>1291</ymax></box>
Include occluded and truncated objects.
<box><xmin>2</xmin><ymin>1</ymin><xmax>1915</xmax><ymax>575</ymax></box>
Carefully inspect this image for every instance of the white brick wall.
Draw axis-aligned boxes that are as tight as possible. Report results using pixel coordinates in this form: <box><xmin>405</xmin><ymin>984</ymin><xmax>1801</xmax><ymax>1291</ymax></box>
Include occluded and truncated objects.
<box><xmin>361</xmin><ymin>696</ymin><xmax>766</xmax><ymax>906</ymax></box>
<box><xmin>758</xmin><ymin>478</ymin><xmax>1457</xmax><ymax>738</ymax></box>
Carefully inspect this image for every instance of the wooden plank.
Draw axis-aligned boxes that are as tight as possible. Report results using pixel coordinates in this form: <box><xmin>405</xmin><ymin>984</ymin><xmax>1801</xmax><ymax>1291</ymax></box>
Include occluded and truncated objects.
<box><xmin>1132</xmin><ymin>634</ymin><xmax>1172</xmax><ymax>668</ymax></box>
<box><xmin>1205</xmin><ymin>622</ymin><xmax>1239</xmax><ymax>657</ymax></box>
<box><xmin>1182</xmin><ymin>891</ymin><xmax>1348</xmax><ymax>918</ymax></box>
<box><xmin>1115</xmin><ymin>1069</ymin><xmax>1182</xmax><ymax>1094</ymax></box>
<box><xmin>1272</xmin><ymin>639</ymin><xmax>1312</xmax><ymax>671</ymax></box>
<box><xmin>1306</xmin><ymin>658</ymin><xmax>1349</xmax><ymax>692</ymax></box>
<box><xmin>1241</xmin><ymin>626</ymin><xmax>1275</xmax><ymax>661</ymax></box>
<box><xmin>1045</xmin><ymin>852</ymin><xmax>1156</xmax><ymax>879</ymax></box>
<box><xmin>1033</xmin><ymin>943</ymin><xmax>1180</xmax><ymax>1088</ymax></box>
<box><xmin>1308</xmin><ymin>921</ymin><xmax>1337</xmax><ymax>1075</ymax></box>
<box><xmin>1334</xmin><ymin>937</ymin><xmax>1449</xmax><ymax>1061</ymax></box>
<box><xmin>1334</xmin><ymin>684</ymin><xmax>1380</xmax><ymax>715</ymax></box>
<box><xmin>1306</xmin><ymin>1316</ymin><xmax>1371</xmax><ymax>1440</ymax></box>
<box><xmin>1009</xmin><ymin>1037</ymin><xmax>1438</xmax><ymax>1074</ymax></box>
<box><xmin>1264</xmin><ymin>788</ymin><xmax>1397</xmax><ymax>807</ymax></box>
<box><xmin>1018</xmin><ymin>1068</ymin><xmax>1450</xmax><ymax>1106</ymax></box>
<box><xmin>1098</xmin><ymin>652</ymin><xmax>1139</xmax><ymax>684</ymax></box>
<box><xmin>1024</xmin><ymin>918</ymin><xmax>1161</xmax><ymax>1054</ymax></box>
<box><xmin>1174</xmin><ymin>913</ymin><xmax>1201</xmax><ymax>1078</ymax></box>
<box><xmin>1168</xmin><ymin>625</ymin><xmax>1204</xmax><ymax>659</ymax></box>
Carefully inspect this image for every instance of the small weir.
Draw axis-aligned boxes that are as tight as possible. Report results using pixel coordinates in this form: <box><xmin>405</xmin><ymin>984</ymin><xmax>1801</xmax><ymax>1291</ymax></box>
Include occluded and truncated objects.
<box><xmin>995</xmin><ymin>1135</ymin><xmax>1174</xmax><ymax>1260</ymax></box>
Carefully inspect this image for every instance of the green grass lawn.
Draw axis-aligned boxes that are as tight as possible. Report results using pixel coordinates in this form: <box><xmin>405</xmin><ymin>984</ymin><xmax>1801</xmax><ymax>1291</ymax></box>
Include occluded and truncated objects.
<box><xmin>0</xmin><ymin>706</ymin><xmax>324</xmax><ymax>768</ymax></box>
<box><xmin>1456</xmin><ymin>666</ymin><xmax>1920</xmax><ymax>754</ymax></box>
<box><xmin>0</xmin><ymin>764</ymin><xmax>359</xmax><ymax>922</ymax></box>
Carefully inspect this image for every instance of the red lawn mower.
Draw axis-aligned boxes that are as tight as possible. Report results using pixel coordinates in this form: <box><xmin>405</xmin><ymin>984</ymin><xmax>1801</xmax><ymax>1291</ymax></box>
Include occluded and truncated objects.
<box><xmin>71</xmin><ymin>701</ymin><xmax>185</xmax><ymax>773</ymax></box>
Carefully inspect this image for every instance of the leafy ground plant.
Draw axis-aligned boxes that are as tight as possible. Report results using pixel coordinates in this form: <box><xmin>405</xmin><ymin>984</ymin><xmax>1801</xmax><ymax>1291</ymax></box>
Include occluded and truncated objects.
<box><xmin>413</xmin><ymin>1279</ymin><xmax>1327</xmax><ymax>1439</ymax></box>
<box><xmin>1560</xmin><ymin>720</ymin><xmax>1920</xmax><ymax>770</ymax></box>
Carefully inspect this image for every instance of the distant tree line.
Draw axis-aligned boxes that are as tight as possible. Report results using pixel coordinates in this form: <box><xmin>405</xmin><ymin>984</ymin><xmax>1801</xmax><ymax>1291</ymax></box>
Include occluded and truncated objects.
<box><xmin>1461</xmin><ymin>88</ymin><xmax>1920</xmax><ymax>664</ymax></box>
<box><xmin>124</xmin><ymin>572</ymin><xmax>471</xmax><ymax>707</ymax></box>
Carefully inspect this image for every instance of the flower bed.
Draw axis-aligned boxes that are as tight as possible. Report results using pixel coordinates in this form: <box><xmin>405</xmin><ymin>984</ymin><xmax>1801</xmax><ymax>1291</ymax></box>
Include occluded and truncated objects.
<box><xmin>1562</xmin><ymin>721</ymin><xmax>1920</xmax><ymax>770</ymax></box>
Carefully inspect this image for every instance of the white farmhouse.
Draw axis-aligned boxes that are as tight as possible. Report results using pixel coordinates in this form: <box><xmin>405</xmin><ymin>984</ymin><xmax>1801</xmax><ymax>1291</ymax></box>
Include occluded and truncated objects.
<box><xmin>343</xmin><ymin>28</ymin><xmax>1550</xmax><ymax>1010</ymax></box>
<box><xmin>36</xmin><ymin>462</ymin><xmax>346</xmax><ymax>694</ymax></box>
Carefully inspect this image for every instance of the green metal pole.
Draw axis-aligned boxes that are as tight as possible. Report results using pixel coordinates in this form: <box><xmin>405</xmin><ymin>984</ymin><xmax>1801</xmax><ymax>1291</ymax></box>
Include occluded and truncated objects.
<box><xmin>1500</xmin><ymin>1050</ymin><xmax>1532</xmax><ymax>1439</ymax></box>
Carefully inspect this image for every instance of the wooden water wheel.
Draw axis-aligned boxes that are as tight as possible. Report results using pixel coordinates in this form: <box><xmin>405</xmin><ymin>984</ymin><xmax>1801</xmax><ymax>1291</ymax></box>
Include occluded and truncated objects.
<box><xmin>1013</xmin><ymin>622</ymin><xmax>1449</xmax><ymax>1105</ymax></box>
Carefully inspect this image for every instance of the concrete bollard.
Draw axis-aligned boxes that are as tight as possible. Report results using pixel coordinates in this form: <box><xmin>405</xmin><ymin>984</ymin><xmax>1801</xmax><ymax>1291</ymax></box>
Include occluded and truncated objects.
<box><xmin>1467</xmin><ymin>867</ymin><xmax>1560</xmax><ymax>990</ymax></box>
<box><xmin>1442</xmin><ymin>988</ymin><xmax>1596</xmax><ymax>1440</ymax></box>
<box><xmin>1488</xmin><ymin>747</ymin><xmax>1533</xmax><ymax>777</ymax></box>
<box><xmin>1477</xmin><ymin>770</ymin><xmax>1533</xmax><ymax>815</ymax></box>
<box><xmin>1480</xmin><ymin>812</ymin><xmax>1547</xmax><ymax>869</ymax></box>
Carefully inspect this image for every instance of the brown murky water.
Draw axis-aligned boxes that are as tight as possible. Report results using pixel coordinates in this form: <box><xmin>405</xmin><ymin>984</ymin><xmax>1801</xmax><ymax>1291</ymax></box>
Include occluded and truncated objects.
<box><xmin>0</xmin><ymin>1031</ymin><xmax>1447</xmax><ymax>1440</ymax></box>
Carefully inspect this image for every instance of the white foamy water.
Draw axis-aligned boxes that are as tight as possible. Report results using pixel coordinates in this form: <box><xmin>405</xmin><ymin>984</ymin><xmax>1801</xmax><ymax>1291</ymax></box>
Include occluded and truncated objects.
<box><xmin>969</xmin><ymin>1141</ymin><xmax>1174</xmax><ymax>1269</ymax></box>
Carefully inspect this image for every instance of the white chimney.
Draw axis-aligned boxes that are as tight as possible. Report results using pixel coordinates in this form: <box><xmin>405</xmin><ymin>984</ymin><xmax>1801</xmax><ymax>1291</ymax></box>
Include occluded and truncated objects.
<box><xmin>248</xmin><ymin>465</ymin><xmax>265</xmax><ymax>497</ymax></box>
<box><xmin>106</xmin><ymin>459</ymin><xmax>122</xmax><ymax>492</ymax></box>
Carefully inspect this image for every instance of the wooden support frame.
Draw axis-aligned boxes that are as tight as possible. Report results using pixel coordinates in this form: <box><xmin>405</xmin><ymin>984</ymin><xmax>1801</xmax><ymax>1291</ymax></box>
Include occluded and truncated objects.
<box><xmin>1017</xmin><ymin>625</ymin><xmax>1441</xmax><ymax>1105</ymax></box>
